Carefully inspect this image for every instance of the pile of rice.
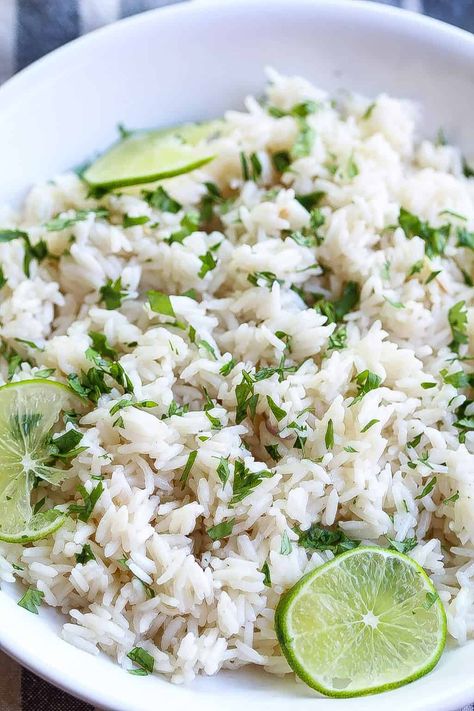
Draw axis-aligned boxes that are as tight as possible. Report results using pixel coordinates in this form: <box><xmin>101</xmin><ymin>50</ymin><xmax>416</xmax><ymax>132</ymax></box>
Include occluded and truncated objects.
<box><xmin>1</xmin><ymin>69</ymin><xmax>474</xmax><ymax>683</ymax></box>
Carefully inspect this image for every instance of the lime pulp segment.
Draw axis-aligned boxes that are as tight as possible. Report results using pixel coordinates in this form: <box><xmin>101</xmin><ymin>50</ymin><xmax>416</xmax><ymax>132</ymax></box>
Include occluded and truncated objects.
<box><xmin>0</xmin><ymin>379</ymin><xmax>81</xmax><ymax>543</ymax></box>
<box><xmin>275</xmin><ymin>546</ymin><xmax>447</xmax><ymax>697</ymax></box>
<box><xmin>83</xmin><ymin>120</ymin><xmax>224</xmax><ymax>189</ymax></box>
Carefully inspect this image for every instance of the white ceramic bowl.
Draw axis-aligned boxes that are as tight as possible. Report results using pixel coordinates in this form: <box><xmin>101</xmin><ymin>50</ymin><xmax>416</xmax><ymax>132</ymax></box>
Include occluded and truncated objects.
<box><xmin>0</xmin><ymin>1</ymin><xmax>473</xmax><ymax>709</ymax></box>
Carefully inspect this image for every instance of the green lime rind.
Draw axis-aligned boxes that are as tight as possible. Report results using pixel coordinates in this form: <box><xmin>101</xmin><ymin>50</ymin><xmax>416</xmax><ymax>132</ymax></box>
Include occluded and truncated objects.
<box><xmin>275</xmin><ymin>546</ymin><xmax>447</xmax><ymax>698</ymax></box>
<box><xmin>83</xmin><ymin>120</ymin><xmax>224</xmax><ymax>190</ymax></box>
<box><xmin>0</xmin><ymin>379</ymin><xmax>82</xmax><ymax>544</ymax></box>
<box><xmin>0</xmin><ymin>508</ymin><xmax>67</xmax><ymax>544</ymax></box>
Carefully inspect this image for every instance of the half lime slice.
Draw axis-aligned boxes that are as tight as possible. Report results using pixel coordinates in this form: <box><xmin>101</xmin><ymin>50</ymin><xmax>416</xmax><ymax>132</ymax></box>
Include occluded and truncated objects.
<box><xmin>83</xmin><ymin>120</ymin><xmax>224</xmax><ymax>190</ymax></box>
<box><xmin>275</xmin><ymin>546</ymin><xmax>446</xmax><ymax>697</ymax></box>
<box><xmin>0</xmin><ymin>379</ymin><xmax>82</xmax><ymax>543</ymax></box>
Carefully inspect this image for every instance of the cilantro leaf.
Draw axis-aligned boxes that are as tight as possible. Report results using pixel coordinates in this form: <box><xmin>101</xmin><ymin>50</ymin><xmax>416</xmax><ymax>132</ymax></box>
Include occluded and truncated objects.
<box><xmin>261</xmin><ymin>560</ymin><xmax>271</xmax><ymax>586</ymax></box>
<box><xmin>350</xmin><ymin>370</ymin><xmax>382</xmax><ymax>407</ymax></box>
<box><xmin>89</xmin><ymin>331</ymin><xmax>118</xmax><ymax>360</ymax></box>
<box><xmin>18</xmin><ymin>587</ymin><xmax>44</xmax><ymax>614</ymax></box>
<box><xmin>272</xmin><ymin>151</ymin><xmax>291</xmax><ymax>173</ymax></box>
<box><xmin>198</xmin><ymin>250</ymin><xmax>217</xmax><ymax>279</ymax></box>
<box><xmin>44</xmin><ymin>208</ymin><xmax>109</xmax><ymax>232</ymax></box>
<box><xmin>296</xmin><ymin>524</ymin><xmax>359</xmax><ymax>555</ymax></box>
<box><xmin>247</xmin><ymin>271</ymin><xmax>282</xmax><ymax>288</ymax></box>
<box><xmin>266</xmin><ymin>395</ymin><xmax>286</xmax><ymax>422</ymax></box>
<box><xmin>325</xmin><ymin>419</ymin><xmax>334</xmax><ymax>449</ymax></box>
<box><xmin>219</xmin><ymin>358</ymin><xmax>235</xmax><ymax>376</ymax></box>
<box><xmin>386</xmin><ymin>537</ymin><xmax>417</xmax><ymax>554</ymax></box>
<box><xmin>207</xmin><ymin>518</ymin><xmax>235</xmax><ymax>540</ymax></box>
<box><xmin>143</xmin><ymin>186</ymin><xmax>181</xmax><ymax>213</ymax></box>
<box><xmin>231</xmin><ymin>460</ymin><xmax>273</xmax><ymax>505</ymax></box>
<box><xmin>76</xmin><ymin>543</ymin><xmax>95</xmax><ymax>565</ymax></box>
<box><xmin>180</xmin><ymin>450</ymin><xmax>197</xmax><ymax>485</ymax></box>
<box><xmin>448</xmin><ymin>300</ymin><xmax>468</xmax><ymax>353</ymax></box>
<box><xmin>69</xmin><ymin>482</ymin><xmax>104</xmax><ymax>522</ymax></box>
<box><xmin>265</xmin><ymin>444</ymin><xmax>281</xmax><ymax>462</ymax></box>
<box><xmin>123</xmin><ymin>214</ymin><xmax>149</xmax><ymax>228</ymax></box>
<box><xmin>147</xmin><ymin>290</ymin><xmax>175</xmax><ymax>318</ymax></box>
<box><xmin>216</xmin><ymin>457</ymin><xmax>230</xmax><ymax>486</ymax></box>
<box><xmin>99</xmin><ymin>277</ymin><xmax>127</xmax><ymax>310</ymax></box>
<box><xmin>415</xmin><ymin>476</ymin><xmax>437</xmax><ymax>500</ymax></box>
<box><xmin>398</xmin><ymin>208</ymin><xmax>450</xmax><ymax>258</ymax></box>
<box><xmin>127</xmin><ymin>647</ymin><xmax>154</xmax><ymax>675</ymax></box>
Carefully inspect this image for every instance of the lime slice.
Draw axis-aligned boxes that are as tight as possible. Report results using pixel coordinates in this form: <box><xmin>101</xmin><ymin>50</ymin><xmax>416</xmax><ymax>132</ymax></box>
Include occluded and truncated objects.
<box><xmin>275</xmin><ymin>546</ymin><xmax>446</xmax><ymax>697</ymax></box>
<box><xmin>83</xmin><ymin>120</ymin><xmax>224</xmax><ymax>190</ymax></box>
<box><xmin>0</xmin><ymin>379</ymin><xmax>82</xmax><ymax>543</ymax></box>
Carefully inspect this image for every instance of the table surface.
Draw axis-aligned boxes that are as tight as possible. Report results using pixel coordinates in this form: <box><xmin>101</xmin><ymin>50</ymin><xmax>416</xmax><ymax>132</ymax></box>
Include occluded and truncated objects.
<box><xmin>0</xmin><ymin>0</ymin><xmax>474</xmax><ymax>709</ymax></box>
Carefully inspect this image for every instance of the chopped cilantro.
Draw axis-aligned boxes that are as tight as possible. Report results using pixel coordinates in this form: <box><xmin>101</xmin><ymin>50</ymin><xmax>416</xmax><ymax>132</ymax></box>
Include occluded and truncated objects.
<box><xmin>198</xmin><ymin>250</ymin><xmax>217</xmax><ymax>278</ymax></box>
<box><xmin>261</xmin><ymin>560</ymin><xmax>271</xmax><ymax>586</ymax></box>
<box><xmin>127</xmin><ymin>647</ymin><xmax>154</xmax><ymax>675</ymax></box>
<box><xmin>295</xmin><ymin>191</ymin><xmax>325</xmax><ymax>210</ymax></box>
<box><xmin>50</xmin><ymin>428</ymin><xmax>84</xmax><ymax>458</ymax></box>
<box><xmin>398</xmin><ymin>208</ymin><xmax>450</xmax><ymax>258</ymax></box>
<box><xmin>421</xmin><ymin>381</ymin><xmax>437</xmax><ymax>389</ymax></box>
<box><xmin>386</xmin><ymin>536</ymin><xmax>417</xmax><ymax>554</ymax></box>
<box><xmin>362</xmin><ymin>102</ymin><xmax>376</xmax><ymax>120</ymax></box>
<box><xmin>0</xmin><ymin>229</ymin><xmax>48</xmax><ymax>277</ymax></box>
<box><xmin>89</xmin><ymin>331</ymin><xmax>117</xmax><ymax>359</ymax></box>
<box><xmin>219</xmin><ymin>358</ymin><xmax>235</xmax><ymax>376</ymax></box>
<box><xmin>425</xmin><ymin>270</ymin><xmax>442</xmax><ymax>285</ymax></box>
<box><xmin>328</xmin><ymin>325</ymin><xmax>347</xmax><ymax>350</ymax></box>
<box><xmin>291</xmin><ymin>120</ymin><xmax>315</xmax><ymax>159</ymax></box>
<box><xmin>69</xmin><ymin>482</ymin><xmax>104</xmax><ymax>522</ymax></box>
<box><xmin>99</xmin><ymin>277</ymin><xmax>127</xmax><ymax>310</ymax></box>
<box><xmin>349</xmin><ymin>369</ymin><xmax>382</xmax><ymax>407</ymax></box>
<box><xmin>265</xmin><ymin>444</ymin><xmax>281</xmax><ymax>462</ymax></box>
<box><xmin>235</xmin><ymin>371</ymin><xmax>259</xmax><ymax>424</ymax></box>
<box><xmin>207</xmin><ymin>518</ymin><xmax>235</xmax><ymax>540</ymax></box>
<box><xmin>440</xmin><ymin>368</ymin><xmax>473</xmax><ymax>389</ymax></box>
<box><xmin>143</xmin><ymin>186</ymin><xmax>181</xmax><ymax>213</ymax></box>
<box><xmin>266</xmin><ymin>396</ymin><xmax>286</xmax><ymax>422</ymax></box>
<box><xmin>180</xmin><ymin>450</ymin><xmax>197</xmax><ymax>485</ymax></box>
<box><xmin>407</xmin><ymin>260</ymin><xmax>424</xmax><ymax>277</ymax></box>
<box><xmin>76</xmin><ymin>543</ymin><xmax>95</xmax><ymax>565</ymax></box>
<box><xmin>198</xmin><ymin>340</ymin><xmax>217</xmax><ymax>359</ymax></box>
<box><xmin>384</xmin><ymin>297</ymin><xmax>405</xmax><ymax>309</ymax></box>
<box><xmin>247</xmin><ymin>271</ymin><xmax>282</xmax><ymax>288</ymax></box>
<box><xmin>347</xmin><ymin>155</ymin><xmax>359</xmax><ymax>179</ymax></box>
<box><xmin>216</xmin><ymin>457</ymin><xmax>230</xmax><ymax>486</ymax></box>
<box><xmin>415</xmin><ymin>477</ymin><xmax>437</xmax><ymax>500</ymax></box>
<box><xmin>456</xmin><ymin>226</ymin><xmax>474</xmax><ymax>250</ymax></box>
<box><xmin>231</xmin><ymin>460</ymin><xmax>273</xmax><ymax>505</ymax></box>
<box><xmin>166</xmin><ymin>210</ymin><xmax>200</xmax><ymax>245</ymax></box>
<box><xmin>448</xmin><ymin>300</ymin><xmax>468</xmax><ymax>353</ymax></box>
<box><xmin>325</xmin><ymin>419</ymin><xmax>334</xmax><ymax>449</ymax></box>
<box><xmin>443</xmin><ymin>491</ymin><xmax>460</xmax><ymax>504</ymax></box>
<box><xmin>123</xmin><ymin>214</ymin><xmax>149</xmax><ymax>228</ymax></box>
<box><xmin>296</xmin><ymin>524</ymin><xmax>359</xmax><ymax>555</ymax></box>
<box><xmin>45</xmin><ymin>208</ymin><xmax>109</xmax><ymax>232</ymax></box>
<box><xmin>360</xmin><ymin>418</ymin><xmax>379</xmax><ymax>433</ymax></box>
<box><xmin>147</xmin><ymin>290</ymin><xmax>175</xmax><ymax>318</ymax></box>
<box><xmin>17</xmin><ymin>587</ymin><xmax>44</xmax><ymax>614</ymax></box>
<box><xmin>272</xmin><ymin>151</ymin><xmax>291</xmax><ymax>173</ymax></box>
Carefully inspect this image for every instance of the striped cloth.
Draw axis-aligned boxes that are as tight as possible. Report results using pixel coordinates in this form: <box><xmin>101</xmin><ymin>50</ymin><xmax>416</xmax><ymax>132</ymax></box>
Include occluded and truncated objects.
<box><xmin>0</xmin><ymin>0</ymin><xmax>474</xmax><ymax>709</ymax></box>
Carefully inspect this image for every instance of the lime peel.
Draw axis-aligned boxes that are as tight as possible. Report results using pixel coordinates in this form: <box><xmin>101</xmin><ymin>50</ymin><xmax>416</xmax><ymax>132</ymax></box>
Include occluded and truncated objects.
<box><xmin>83</xmin><ymin>120</ymin><xmax>224</xmax><ymax>190</ymax></box>
<box><xmin>275</xmin><ymin>546</ymin><xmax>447</xmax><ymax>697</ymax></box>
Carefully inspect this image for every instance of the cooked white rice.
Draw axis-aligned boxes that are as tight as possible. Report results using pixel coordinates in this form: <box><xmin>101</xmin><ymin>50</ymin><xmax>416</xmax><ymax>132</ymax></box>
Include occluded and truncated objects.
<box><xmin>1</xmin><ymin>69</ymin><xmax>474</xmax><ymax>683</ymax></box>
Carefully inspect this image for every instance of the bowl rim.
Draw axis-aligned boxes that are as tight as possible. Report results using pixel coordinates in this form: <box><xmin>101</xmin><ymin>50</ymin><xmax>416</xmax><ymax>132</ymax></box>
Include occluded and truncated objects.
<box><xmin>1</xmin><ymin>1</ymin><xmax>474</xmax><ymax>709</ymax></box>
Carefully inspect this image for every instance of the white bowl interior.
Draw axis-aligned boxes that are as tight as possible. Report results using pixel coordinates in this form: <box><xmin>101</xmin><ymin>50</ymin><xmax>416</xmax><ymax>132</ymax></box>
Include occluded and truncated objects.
<box><xmin>0</xmin><ymin>1</ymin><xmax>473</xmax><ymax>709</ymax></box>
